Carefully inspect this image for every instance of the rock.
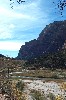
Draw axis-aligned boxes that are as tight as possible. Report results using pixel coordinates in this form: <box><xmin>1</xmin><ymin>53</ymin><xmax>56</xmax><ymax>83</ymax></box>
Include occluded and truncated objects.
<box><xmin>17</xmin><ymin>20</ymin><xmax>66</xmax><ymax>60</ymax></box>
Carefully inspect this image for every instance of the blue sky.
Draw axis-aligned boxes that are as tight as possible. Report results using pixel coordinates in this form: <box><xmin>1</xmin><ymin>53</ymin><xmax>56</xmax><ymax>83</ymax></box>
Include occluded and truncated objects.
<box><xmin>0</xmin><ymin>0</ymin><xmax>66</xmax><ymax>58</ymax></box>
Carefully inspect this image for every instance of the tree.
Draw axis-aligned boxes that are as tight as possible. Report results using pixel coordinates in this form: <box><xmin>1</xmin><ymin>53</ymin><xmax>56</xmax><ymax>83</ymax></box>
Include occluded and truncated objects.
<box><xmin>53</xmin><ymin>0</ymin><xmax>66</xmax><ymax>15</ymax></box>
<box><xmin>10</xmin><ymin>0</ymin><xmax>25</xmax><ymax>9</ymax></box>
<box><xmin>10</xmin><ymin>0</ymin><xmax>66</xmax><ymax>16</ymax></box>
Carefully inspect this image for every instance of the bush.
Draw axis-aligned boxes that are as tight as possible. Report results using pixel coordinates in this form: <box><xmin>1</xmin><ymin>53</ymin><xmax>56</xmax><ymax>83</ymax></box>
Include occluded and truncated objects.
<box><xmin>48</xmin><ymin>93</ymin><xmax>55</xmax><ymax>100</ymax></box>
<box><xmin>31</xmin><ymin>90</ymin><xmax>47</xmax><ymax>100</ymax></box>
<box><xmin>16</xmin><ymin>81</ymin><xmax>25</xmax><ymax>91</ymax></box>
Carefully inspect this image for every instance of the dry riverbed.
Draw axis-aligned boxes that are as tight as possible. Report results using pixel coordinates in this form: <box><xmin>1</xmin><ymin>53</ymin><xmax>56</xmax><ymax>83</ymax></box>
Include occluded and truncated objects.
<box><xmin>0</xmin><ymin>69</ymin><xmax>66</xmax><ymax>100</ymax></box>
<box><xmin>21</xmin><ymin>79</ymin><xmax>66</xmax><ymax>100</ymax></box>
<box><xmin>0</xmin><ymin>79</ymin><xmax>66</xmax><ymax>100</ymax></box>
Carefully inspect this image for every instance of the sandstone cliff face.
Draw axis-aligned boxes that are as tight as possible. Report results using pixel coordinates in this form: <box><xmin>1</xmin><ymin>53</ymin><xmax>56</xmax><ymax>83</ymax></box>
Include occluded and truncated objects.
<box><xmin>17</xmin><ymin>20</ymin><xmax>66</xmax><ymax>60</ymax></box>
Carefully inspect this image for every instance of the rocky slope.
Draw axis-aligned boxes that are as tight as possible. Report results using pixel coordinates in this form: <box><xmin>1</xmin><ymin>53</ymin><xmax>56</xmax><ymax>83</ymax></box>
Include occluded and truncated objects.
<box><xmin>17</xmin><ymin>20</ymin><xmax>66</xmax><ymax>60</ymax></box>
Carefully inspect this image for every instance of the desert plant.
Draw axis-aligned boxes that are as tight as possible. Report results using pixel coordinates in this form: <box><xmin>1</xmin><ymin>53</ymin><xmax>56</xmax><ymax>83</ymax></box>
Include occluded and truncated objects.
<box><xmin>48</xmin><ymin>93</ymin><xmax>55</xmax><ymax>100</ymax></box>
<box><xmin>31</xmin><ymin>90</ymin><xmax>47</xmax><ymax>100</ymax></box>
<box><xmin>16</xmin><ymin>80</ymin><xmax>25</xmax><ymax>91</ymax></box>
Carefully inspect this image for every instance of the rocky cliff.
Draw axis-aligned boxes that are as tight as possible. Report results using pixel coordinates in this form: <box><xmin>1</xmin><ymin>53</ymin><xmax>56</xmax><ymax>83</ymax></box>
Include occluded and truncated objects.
<box><xmin>17</xmin><ymin>20</ymin><xmax>66</xmax><ymax>60</ymax></box>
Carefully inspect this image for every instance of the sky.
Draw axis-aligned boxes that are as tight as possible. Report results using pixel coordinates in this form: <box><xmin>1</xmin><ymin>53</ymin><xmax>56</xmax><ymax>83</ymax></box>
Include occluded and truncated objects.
<box><xmin>0</xmin><ymin>0</ymin><xmax>66</xmax><ymax>58</ymax></box>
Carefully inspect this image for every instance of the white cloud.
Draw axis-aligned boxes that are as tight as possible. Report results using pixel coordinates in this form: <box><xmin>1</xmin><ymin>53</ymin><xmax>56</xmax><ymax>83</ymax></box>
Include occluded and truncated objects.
<box><xmin>0</xmin><ymin>0</ymin><xmax>51</xmax><ymax>42</ymax></box>
<box><xmin>9</xmin><ymin>24</ymin><xmax>15</xmax><ymax>29</ymax></box>
<box><xmin>0</xmin><ymin>41</ymin><xmax>24</xmax><ymax>51</ymax></box>
<box><xmin>0</xmin><ymin>24</ymin><xmax>14</xmax><ymax>39</ymax></box>
<box><xmin>0</xmin><ymin>6</ymin><xmax>35</xmax><ymax>20</ymax></box>
<box><xmin>0</xmin><ymin>32</ymin><xmax>12</xmax><ymax>39</ymax></box>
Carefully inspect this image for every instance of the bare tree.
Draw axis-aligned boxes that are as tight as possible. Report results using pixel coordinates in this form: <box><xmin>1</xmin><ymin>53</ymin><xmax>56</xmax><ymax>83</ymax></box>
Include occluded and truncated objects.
<box><xmin>10</xmin><ymin>0</ymin><xmax>25</xmax><ymax>9</ymax></box>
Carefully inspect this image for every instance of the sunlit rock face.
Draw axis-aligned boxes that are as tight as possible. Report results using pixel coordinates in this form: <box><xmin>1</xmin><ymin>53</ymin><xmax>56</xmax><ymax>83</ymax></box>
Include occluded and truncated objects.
<box><xmin>17</xmin><ymin>20</ymin><xmax>66</xmax><ymax>60</ymax></box>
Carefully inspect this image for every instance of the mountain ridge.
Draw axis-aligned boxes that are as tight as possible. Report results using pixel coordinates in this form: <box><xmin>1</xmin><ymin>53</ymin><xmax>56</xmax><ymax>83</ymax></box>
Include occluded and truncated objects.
<box><xmin>17</xmin><ymin>20</ymin><xmax>66</xmax><ymax>60</ymax></box>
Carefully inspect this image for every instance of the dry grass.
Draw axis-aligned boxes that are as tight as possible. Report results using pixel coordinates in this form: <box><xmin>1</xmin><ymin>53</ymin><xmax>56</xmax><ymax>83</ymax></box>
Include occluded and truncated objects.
<box><xmin>30</xmin><ymin>90</ymin><xmax>47</xmax><ymax>100</ymax></box>
<box><xmin>60</xmin><ymin>82</ymin><xmax>66</xmax><ymax>90</ymax></box>
<box><xmin>12</xmin><ymin>69</ymin><xmax>66</xmax><ymax>79</ymax></box>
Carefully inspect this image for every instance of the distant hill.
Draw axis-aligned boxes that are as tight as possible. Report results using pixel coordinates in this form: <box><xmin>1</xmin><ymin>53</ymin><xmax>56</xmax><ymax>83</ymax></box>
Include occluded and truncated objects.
<box><xmin>17</xmin><ymin>20</ymin><xmax>66</xmax><ymax>60</ymax></box>
<box><xmin>0</xmin><ymin>54</ymin><xmax>5</xmax><ymax>58</ymax></box>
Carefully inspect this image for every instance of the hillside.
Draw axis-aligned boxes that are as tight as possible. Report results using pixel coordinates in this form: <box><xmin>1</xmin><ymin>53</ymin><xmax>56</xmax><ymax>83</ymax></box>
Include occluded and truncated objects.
<box><xmin>0</xmin><ymin>54</ymin><xmax>5</xmax><ymax>58</ymax></box>
<box><xmin>17</xmin><ymin>20</ymin><xmax>66</xmax><ymax>60</ymax></box>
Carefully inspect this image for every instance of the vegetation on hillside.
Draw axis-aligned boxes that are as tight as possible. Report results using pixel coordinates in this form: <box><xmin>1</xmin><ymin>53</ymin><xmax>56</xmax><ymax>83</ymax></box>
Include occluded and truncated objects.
<box><xmin>25</xmin><ymin>48</ymin><xmax>66</xmax><ymax>69</ymax></box>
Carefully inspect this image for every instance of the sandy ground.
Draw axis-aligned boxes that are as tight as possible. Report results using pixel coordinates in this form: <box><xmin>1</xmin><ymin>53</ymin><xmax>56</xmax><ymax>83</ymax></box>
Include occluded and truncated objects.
<box><xmin>23</xmin><ymin>79</ymin><xmax>66</xmax><ymax>100</ymax></box>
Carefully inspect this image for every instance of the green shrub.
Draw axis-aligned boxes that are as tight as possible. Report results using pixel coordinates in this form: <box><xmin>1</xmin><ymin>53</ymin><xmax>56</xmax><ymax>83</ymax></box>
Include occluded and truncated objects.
<box><xmin>16</xmin><ymin>81</ymin><xmax>25</xmax><ymax>91</ymax></box>
<box><xmin>31</xmin><ymin>90</ymin><xmax>47</xmax><ymax>100</ymax></box>
<box><xmin>47</xmin><ymin>93</ymin><xmax>55</xmax><ymax>100</ymax></box>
